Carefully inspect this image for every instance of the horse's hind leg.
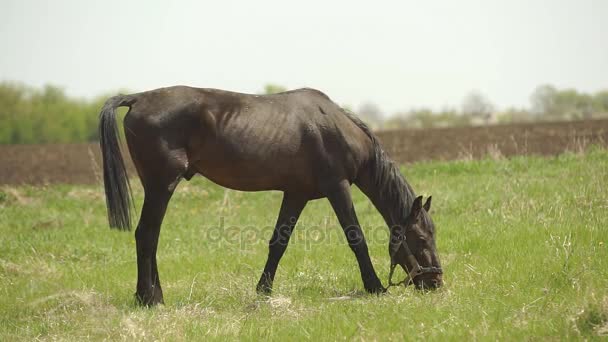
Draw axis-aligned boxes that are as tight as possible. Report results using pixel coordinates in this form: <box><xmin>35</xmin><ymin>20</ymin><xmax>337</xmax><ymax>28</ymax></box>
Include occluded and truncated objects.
<box><xmin>134</xmin><ymin>186</ymin><xmax>175</xmax><ymax>305</ymax></box>
<box><xmin>256</xmin><ymin>193</ymin><xmax>307</xmax><ymax>294</ymax></box>
<box><xmin>128</xmin><ymin>143</ymin><xmax>187</xmax><ymax>306</ymax></box>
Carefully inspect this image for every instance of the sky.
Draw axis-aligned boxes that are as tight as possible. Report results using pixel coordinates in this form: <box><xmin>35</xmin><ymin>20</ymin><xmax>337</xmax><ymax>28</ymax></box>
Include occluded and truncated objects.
<box><xmin>1</xmin><ymin>0</ymin><xmax>607</xmax><ymax>115</ymax></box>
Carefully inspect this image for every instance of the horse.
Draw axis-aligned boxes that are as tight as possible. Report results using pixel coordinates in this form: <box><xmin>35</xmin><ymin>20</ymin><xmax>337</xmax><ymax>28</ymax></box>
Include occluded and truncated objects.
<box><xmin>98</xmin><ymin>86</ymin><xmax>443</xmax><ymax>306</ymax></box>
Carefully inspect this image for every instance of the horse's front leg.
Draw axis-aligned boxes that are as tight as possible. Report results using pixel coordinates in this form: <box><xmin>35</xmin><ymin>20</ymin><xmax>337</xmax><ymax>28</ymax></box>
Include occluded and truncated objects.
<box><xmin>256</xmin><ymin>193</ymin><xmax>307</xmax><ymax>295</ymax></box>
<box><xmin>326</xmin><ymin>181</ymin><xmax>384</xmax><ymax>293</ymax></box>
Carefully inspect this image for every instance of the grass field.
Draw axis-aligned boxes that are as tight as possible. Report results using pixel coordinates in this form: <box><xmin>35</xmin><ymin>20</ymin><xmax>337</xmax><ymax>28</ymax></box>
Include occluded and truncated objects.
<box><xmin>1</xmin><ymin>149</ymin><xmax>607</xmax><ymax>340</ymax></box>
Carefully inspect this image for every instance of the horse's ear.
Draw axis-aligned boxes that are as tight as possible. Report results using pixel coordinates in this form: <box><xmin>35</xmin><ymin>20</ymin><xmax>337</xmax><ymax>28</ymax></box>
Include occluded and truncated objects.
<box><xmin>423</xmin><ymin>196</ymin><xmax>432</xmax><ymax>212</ymax></box>
<box><xmin>411</xmin><ymin>196</ymin><xmax>424</xmax><ymax>218</ymax></box>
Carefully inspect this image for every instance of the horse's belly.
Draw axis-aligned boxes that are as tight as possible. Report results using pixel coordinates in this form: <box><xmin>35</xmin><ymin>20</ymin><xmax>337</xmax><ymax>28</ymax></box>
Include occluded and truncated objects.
<box><xmin>194</xmin><ymin>163</ymin><xmax>281</xmax><ymax>191</ymax></box>
<box><xmin>188</xmin><ymin>130</ymin><xmax>322</xmax><ymax>195</ymax></box>
<box><xmin>191</xmin><ymin>154</ymin><xmax>317</xmax><ymax>194</ymax></box>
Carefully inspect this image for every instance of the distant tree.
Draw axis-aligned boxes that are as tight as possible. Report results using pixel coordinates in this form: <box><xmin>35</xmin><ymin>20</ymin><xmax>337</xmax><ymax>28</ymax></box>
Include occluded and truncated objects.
<box><xmin>357</xmin><ymin>102</ymin><xmax>383</xmax><ymax>128</ymax></box>
<box><xmin>559</xmin><ymin>90</ymin><xmax>593</xmax><ymax>119</ymax></box>
<box><xmin>0</xmin><ymin>82</ymin><xmax>25</xmax><ymax>143</ymax></box>
<box><xmin>531</xmin><ymin>85</ymin><xmax>601</xmax><ymax>119</ymax></box>
<box><xmin>435</xmin><ymin>107</ymin><xmax>472</xmax><ymax>127</ymax></box>
<box><xmin>406</xmin><ymin>108</ymin><xmax>436</xmax><ymax>128</ymax></box>
<box><xmin>263</xmin><ymin>84</ymin><xmax>287</xmax><ymax>94</ymax></box>
<box><xmin>593</xmin><ymin>90</ymin><xmax>608</xmax><ymax>114</ymax></box>
<box><xmin>0</xmin><ymin>82</ymin><xmax>115</xmax><ymax>144</ymax></box>
<box><xmin>530</xmin><ymin>84</ymin><xmax>558</xmax><ymax>117</ymax></box>
<box><xmin>553</xmin><ymin>89</ymin><xmax>576</xmax><ymax>119</ymax></box>
<box><xmin>461</xmin><ymin>91</ymin><xmax>494</xmax><ymax>124</ymax></box>
<box><xmin>496</xmin><ymin>107</ymin><xmax>532</xmax><ymax>124</ymax></box>
<box><xmin>384</xmin><ymin>107</ymin><xmax>471</xmax><ymax>130</ymax></box>
<box><xmin>531</xmin><ymin>85</ymin><xmax>608</xmax><ymax>120</ymax></box>
<box><xmin>383</xmin><ymin>113</ymin><xmax>409</xmax><ymax>130</ymax></box>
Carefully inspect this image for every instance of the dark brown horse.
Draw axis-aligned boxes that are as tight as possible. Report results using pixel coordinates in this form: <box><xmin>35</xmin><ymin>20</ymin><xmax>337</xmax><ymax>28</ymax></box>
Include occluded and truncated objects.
<box><xmin>99</xmin><ymin>86</ymin><xmax>442</xmax><ymax>306</ymax></box>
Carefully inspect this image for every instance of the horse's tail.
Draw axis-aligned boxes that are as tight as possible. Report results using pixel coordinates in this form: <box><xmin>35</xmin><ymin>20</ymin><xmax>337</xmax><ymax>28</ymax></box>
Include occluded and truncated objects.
<box><xmin>99</xmin><ymin>95</ymin><xmax>136</xmax><ymax>230</ymax></box>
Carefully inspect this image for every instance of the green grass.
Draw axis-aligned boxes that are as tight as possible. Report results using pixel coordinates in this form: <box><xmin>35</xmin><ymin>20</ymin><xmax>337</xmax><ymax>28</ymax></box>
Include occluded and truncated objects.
<box><xmin>1</xmin><ymin>149</ymin><xmax>607</xmax><ymax>340</ymax></box>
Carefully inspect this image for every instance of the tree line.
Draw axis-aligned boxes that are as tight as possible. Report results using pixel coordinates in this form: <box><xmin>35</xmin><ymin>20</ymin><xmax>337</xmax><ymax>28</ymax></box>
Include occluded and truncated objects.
<box><xmin>358</xmin><ymin>85</ymin><xmax>608</xmax><ymax>130</ymax></box>
<box><xmin>0</xmin><ymin>82</ymin><xmax>108</xmax><ymax>144</ymax></box>
<box><xmin>1</xmin><ymin>81</ymin><xmax>607</xmax><ymax>144</ymax></box>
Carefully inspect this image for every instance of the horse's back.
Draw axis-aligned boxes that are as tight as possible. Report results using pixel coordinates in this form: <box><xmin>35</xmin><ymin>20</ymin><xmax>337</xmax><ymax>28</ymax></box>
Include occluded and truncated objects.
<box><xmin>124</xmin><ymin>86</ymin><xmax>373</xmax><ymax>196</ymax></box>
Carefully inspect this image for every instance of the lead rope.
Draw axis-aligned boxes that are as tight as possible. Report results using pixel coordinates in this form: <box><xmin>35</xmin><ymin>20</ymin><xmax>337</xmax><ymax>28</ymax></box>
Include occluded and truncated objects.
<box><xmin>386</xmin><ymin>233</ymin><xmax>419</xmax><ymax>288</ymax></box>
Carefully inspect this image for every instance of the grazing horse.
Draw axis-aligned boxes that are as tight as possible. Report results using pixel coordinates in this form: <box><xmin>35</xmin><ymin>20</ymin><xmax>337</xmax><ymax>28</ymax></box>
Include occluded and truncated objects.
<box><xmin>99</xmin><ymin>86</ymin><xmax>443</xmax><ymax>306</ymax></box>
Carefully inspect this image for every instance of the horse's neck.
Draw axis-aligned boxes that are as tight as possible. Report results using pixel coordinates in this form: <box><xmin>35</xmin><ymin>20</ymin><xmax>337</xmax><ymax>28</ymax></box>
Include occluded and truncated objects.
<box><xmin>356</xmin><ymin>161</ymin><xmax>414</xmax><ymax>230</ymax></box>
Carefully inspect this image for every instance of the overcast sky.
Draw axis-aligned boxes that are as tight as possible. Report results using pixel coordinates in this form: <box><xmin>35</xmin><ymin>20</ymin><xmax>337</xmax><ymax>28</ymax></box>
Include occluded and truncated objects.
<box><xmin>1</xmin><ymin>0</ymin><xmax>607</xmax><ymax>115</ymax></box>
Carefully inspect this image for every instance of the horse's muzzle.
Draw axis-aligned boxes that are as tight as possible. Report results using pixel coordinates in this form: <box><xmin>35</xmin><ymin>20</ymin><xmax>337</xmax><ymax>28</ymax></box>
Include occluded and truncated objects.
<box><xmin>414</xmin><ymin>274</ymin><xmax>443</xmax><ymax>290</ymax></box>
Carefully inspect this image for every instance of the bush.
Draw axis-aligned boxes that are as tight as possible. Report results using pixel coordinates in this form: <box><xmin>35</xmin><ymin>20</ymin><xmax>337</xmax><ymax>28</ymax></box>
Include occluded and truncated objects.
<box><xmin>0</xmin><ymin>82</ymin><xmax>111</xmax><ymax>144</ymax></box>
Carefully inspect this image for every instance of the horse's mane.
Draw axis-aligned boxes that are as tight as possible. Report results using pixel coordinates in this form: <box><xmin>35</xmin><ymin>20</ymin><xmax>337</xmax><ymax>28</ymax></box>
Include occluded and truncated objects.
<box><xmin>341</xmin><ymin>109</ymin><xmax>417</xmax><ymax>224</ymax></box>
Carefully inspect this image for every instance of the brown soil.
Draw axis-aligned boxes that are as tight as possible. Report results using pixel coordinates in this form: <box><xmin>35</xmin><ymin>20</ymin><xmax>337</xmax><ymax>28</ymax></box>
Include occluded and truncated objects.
<box><xmin>1</xmin><ymin>119</ymin><xmax>607</xmax><ymax>185</ymax></box>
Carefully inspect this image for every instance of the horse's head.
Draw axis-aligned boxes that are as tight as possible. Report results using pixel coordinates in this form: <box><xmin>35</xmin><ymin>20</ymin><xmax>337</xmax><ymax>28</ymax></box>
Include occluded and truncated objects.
<box><xmin>388</xmin><ymin>195</ymin><xmax>443</xmax><ymax>290</ymax></box>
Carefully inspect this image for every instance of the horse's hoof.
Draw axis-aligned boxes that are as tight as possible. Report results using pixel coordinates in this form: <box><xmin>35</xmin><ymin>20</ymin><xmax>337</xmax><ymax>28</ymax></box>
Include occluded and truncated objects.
<box><xmin>134</xmin><ymin>292</ymin><xmax>164</xmax><ymax>306</ymax></box>
<box><xmin>256</xmin><ymin>283</ymin><xmax>273</xmax><ymax>296</ymax></box>
<box><xmin>365</xmin><ymin>284</ymin><xmax>387</xmax><ymax>295</ymax></box>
